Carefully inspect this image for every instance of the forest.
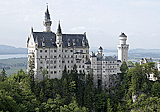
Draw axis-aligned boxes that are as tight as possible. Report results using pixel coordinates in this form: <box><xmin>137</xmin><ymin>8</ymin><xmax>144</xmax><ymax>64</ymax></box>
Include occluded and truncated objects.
<box><xmin>0</xmin><ymin>61</ymin><xmax>160</xmax><ymax>112</ymax></box>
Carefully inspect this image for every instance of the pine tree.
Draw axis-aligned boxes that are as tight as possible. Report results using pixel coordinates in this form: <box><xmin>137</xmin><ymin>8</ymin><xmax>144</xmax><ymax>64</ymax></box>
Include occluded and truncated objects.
<box><xmin>0</xmin><ymin>68</ymin><xmax>6</xmax><ymax>81</ymax></box>
<box><xmin>107</xmin><ymin>98</ymin><xmax>113</xmax><ymax>112</ymax></box>
<box><xmin>120</xmin><ymin>61</ymin><xmax>128</xmax><ymax>74</ymax></box>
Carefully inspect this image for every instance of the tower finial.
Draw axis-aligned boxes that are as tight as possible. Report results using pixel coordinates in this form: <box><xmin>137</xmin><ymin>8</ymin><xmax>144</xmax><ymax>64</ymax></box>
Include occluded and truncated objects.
<box><xmin>31</xmin><ymin>27</ymin><xmax>33</xmax><ymax>33</ymax></box>
<box><xmin>46</xmin><ymin>3</ymin><xmax>48</xmax><ymax>9</ymax></box>
<box><xmin>57</xmin><ymin>21</ymin><xmax>62</xmax><ymax>35</ymax></box>
<box><xmin>43</xmin><ymin>4</ymin><xmax>52</xmax><ymax>32</ymax></box>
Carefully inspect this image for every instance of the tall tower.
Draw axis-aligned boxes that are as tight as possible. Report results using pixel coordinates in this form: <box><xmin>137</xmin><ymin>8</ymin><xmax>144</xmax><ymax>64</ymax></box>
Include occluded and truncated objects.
<box><xmin>56</xmin><ymin>21</ymin><xmax>63</xmax><ymax>79</ymax></box>
<box><xmin>117</xmin><ymin>32</ymin><xmax>129</xmax><ymax>63</ymax></box>
<box><xmin>43</xmin><ymin>5</ymin><xmax>52</xmax><ymax>32</ymax></box>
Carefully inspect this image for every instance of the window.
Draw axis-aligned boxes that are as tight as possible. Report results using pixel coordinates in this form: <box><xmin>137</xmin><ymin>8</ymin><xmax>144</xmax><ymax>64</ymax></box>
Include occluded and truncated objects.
<box><xmin>47</xmin><ymin>66</ymin><xmax>49</xmax><ymax>69</ymax></box>
<box><xmin>79</xmin><ymin>65</ymin><xmax>81</xmax><ymax>68</ymax></box>
<box><xmin>46</xmin><ymin>60</ymin><xmax>49</xmax><ymax>64</ymax></box>
<box><xmin>40</xmin><ymin>50</ymin><xmax>42</xmax><ymax>52</ymax></box>
<box><xmin>40</xmin><ymin>67</ymin><xmax>43</xmax><ymax>69</ymax></box>
<box><xmin>80</xmin><ymin>50</ymin><xmax>83</xmax><ymax>53</ymax></box>
<box><xmin>40</xmin><ymin>61</ymin><xmax>43</xmax><ymax>64</ymax></box>
<box><xmin>45</xmin><ymin>50</ymin><xmax>47</xmax><ymax>52</ymax></box>
<box><xmin>70</xmin><ymin>50</ymin><xmax>73</xmax><ymax>52</ymax></box>
<box><xmin>51</xmin><ymin>60</ymin><xmax>53</xmax><ymax>64</ymax></box>
<box><xmin>54</xmin><ymin>50</ymin><xmax>56</xmax><ymax>52</ymax></box>
<box><xmin>54</xmin><ymin>56</ymin><xmax>56</xmax><ymax>58</ymax></box>
<box><xmin>71</xmin><ymin>60</ymin><xmax>73</xmax><ymax>63</ymax></box>
<box><xmin>62</xmin><ymin>61</ymin><xmax>65</xmax><ymax>63</ymax></box>
<box><xmin>40</xmin><ymin>56</ymin><xmax>42</xmax><ymax>58</ymax></box>
<box><xmin>71</xmin><ymin>55</ymin><xmax>73</xmax><ymax>58</ymax></box>
<box><xmin>68</xmin><ymin>61</ymin><xmax>69</xmax><ymax>63</ymax></box>
<box><xmin>54</xmin><ymin>71</ymin><xmax>57</xmax><ymax>73</ymax></box>
<box><xmin>51</xmin><ymin>71</ymin><xmax>53</xmax><ymax>74</ymax></box>
<box><xmin>68</xmin><ymin>66</ymin><xmax>69</xmax><ymax>68</ymax></box>
<box><xmin>50</xmin><ymin>55</ymin><xmax>53</xmax><ymax>58</ymax></box>
<box><xmin>83</xmin><ymin>55</ymin><xmax>84</xmax><ymax>58</ymax></box>
<box><xmin>54</xmin><ymin>66</ymin><xmax>56</xmax><ymax>68</ymax></box>
<box><xmin>51</xmin><ymin>50</ymin><xmax>53</xmax><ymax>52</ymax></box>
<box><xmin>82</xmin><ymin>65</ymin><xmax>84</xmax><ymax>68</ymax></box>
<box><xmin>45</xmin><ymin>56</ymin><xmax>47</xmax><ymax>58</ymax></box>
<box><xmin>65</xmin><ymin>50</ymin><xmax>67</xmax><ymax>52</ymax></box>
<box><xmin>50</xmin><ymin>66</ymin><xmax>53</xmax><ymax>69</ymax></box>
<box><xmin>54</xmin><ymin>61</ymin><xmax>56</xmax><ymax>64</ymax></box>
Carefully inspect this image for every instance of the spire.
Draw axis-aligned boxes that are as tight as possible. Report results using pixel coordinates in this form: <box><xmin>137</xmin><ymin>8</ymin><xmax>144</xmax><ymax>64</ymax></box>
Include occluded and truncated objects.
<box><xmin>119</xmin><ymin>32</ymin><xmax>127</xmax><ymax>37</ymax></box>
<box><xmin>31</xmin><ymin>27</ymin><xmax>33</xmax><ymax>33</ymax></box>
<box><xmin>43</xmin><ymin>4</ymin><xmax>52</xmax><ymax>32</ymax></box>
<box><xmin>56</xmin><ymin>21</ymin><xmax>62</xmax><ymax>35</ymax></box>
<box><xmin>45</xmin><ymin>4</ymin><xmax>50</xmax><ymax>20</ymax></box>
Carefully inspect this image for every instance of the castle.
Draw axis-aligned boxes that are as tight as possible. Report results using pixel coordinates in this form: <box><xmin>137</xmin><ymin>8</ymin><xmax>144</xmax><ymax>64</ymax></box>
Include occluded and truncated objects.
<box><xmin>27</xmin><ymin>5</ymin><xmax>129</xmax><ymax>89</ymax></box>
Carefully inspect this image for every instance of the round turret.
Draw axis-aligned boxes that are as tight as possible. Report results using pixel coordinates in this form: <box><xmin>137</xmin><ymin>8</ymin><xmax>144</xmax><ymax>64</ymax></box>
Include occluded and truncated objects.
<box><xmin>98</xmin><ymin>46</ymin><xmax>103</xmax><ymax>54</ymax></box>
<box><xmin>119</xmin><ymin>32</ymin><xmax>127</xmax><ymax>45</ymax></box>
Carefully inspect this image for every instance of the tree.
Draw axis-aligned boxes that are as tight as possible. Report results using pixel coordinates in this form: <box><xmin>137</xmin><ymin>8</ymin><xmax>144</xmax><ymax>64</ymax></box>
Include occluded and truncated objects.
<box><xmin>128</xmin><ymin>61</ymin><xmax>134</xmax><ymax>67</ymax></box>
<box><xmin>117</xmin><ymin>102</ymin><xmax>123</xmax><ymax>112</ymax></box>
<box><xmin>84</xmin><ymin>72</ymin><xmax>94</xmax><ymax>110</ymax></box>
<box><xmin>107</xmin><ymin>98</ymin><xmax>113</xmax><ymax>112</ymax></box>
<box><xmin>27</xmin><ymin>60</ymin><xmax>35</xmax><ymax>92</ymax></box>
<box><xmin>151</xmin><ymin>81</ymin><xmax>160</xmax><ymax>97</ymax></box>
<box><xmin>0</xmin><ymin>68</ymin><xmax>7</xmax><ymax>81</ymax></box>
<box><xmin>120</xmin><ymin>61</ymin><xmax>128</xmax><ymax>73</ymax></box>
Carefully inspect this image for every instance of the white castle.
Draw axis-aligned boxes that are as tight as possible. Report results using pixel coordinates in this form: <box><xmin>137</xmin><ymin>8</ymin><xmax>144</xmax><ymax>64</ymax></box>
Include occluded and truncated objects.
<box><xmin>27</xmin><ymin>6</ymin><xmax>129</xmax><ymax>89</ymax></box>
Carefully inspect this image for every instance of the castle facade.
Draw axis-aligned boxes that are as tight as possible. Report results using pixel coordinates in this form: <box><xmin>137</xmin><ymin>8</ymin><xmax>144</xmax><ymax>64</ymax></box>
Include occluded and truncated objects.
<box><xmin>27</xmin><ymin>6</ymin><xmax>129</xmax><ymax>89</ymax></box>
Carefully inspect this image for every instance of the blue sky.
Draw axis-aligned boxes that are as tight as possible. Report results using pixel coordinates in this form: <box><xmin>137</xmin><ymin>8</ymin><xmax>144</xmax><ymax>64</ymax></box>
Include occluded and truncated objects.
<box><xmin>0</xmin><ymin>0</ymin><xmax>160</xmax><ymax>49</ymax></box>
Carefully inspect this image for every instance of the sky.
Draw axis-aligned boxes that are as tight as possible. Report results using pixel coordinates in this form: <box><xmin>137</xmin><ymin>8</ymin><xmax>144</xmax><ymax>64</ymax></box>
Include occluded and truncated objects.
<box><xmin>0</xmin><ymin>0</ymin><xmax>160</xmax><ymax>49</ymax></box>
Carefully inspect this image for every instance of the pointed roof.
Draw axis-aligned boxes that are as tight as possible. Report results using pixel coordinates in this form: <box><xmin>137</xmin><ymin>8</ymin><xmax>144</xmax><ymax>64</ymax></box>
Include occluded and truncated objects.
<box><xmin>45</xmin><ymin>5</ymin><xmax>50</xmax><ymax>20</ymax></box>
<box><xmin>56</xmin><ymin>21</ymin><xmax>62</xmax><ymax>34</ymax></box>
<box><xmin>119</xmin><ymin>32</ymin><xmax>127</xmax><ymax>37</ymax></box>
<box><xmin>99</xmin><ymin>46</ymin><xmax>103</xmax><ymax>50</ymax></box>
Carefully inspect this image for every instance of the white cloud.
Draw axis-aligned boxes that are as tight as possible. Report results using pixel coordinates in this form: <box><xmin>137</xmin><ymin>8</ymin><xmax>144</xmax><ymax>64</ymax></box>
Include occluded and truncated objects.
<box><xmin>132</xmin><ymin>1</ymin><xmax>160</xmax><ymax>7</ymax></box>
<box><xmin>70</xmin><ymin>27</ymin><xmax>86</xmax><ymax>32</ymax></box>
<box><xmin>24</xmin><ymin>15</ymin><xmax>29</xmax><ymax>21</ymax></box>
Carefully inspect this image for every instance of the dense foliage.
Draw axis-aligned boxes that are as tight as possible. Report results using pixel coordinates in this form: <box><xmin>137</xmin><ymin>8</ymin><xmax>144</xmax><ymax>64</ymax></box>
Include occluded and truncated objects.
<box><xmin>0</xmin><ymin>62</ymin><xmax>160</xmax><ymax>111</ymax></box>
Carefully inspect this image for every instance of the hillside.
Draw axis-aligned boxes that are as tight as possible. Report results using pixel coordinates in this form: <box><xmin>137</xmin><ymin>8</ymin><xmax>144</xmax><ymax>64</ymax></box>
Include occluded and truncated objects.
<box><xmin>0</xmin><ymin>45</ymin><xmax>27</xmax><ymax>54</ymax></box>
